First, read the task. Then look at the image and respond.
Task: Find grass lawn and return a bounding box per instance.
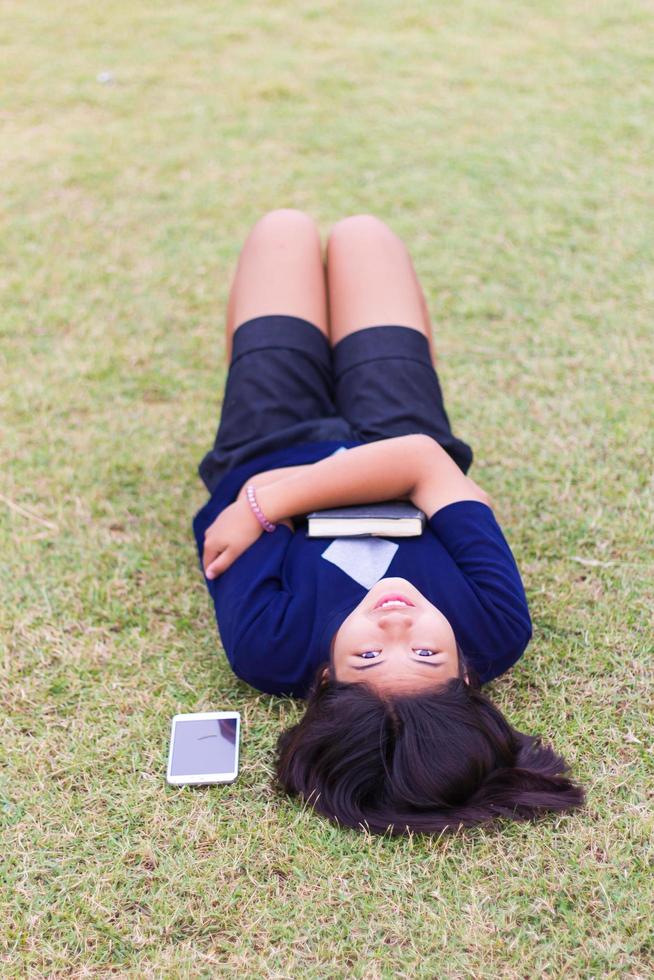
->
[2,0,653,975]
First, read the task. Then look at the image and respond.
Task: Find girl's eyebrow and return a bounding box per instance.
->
[352,659,447,671]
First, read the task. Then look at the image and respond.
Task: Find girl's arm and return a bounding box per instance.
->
[204,435,490,578]
[257,433,490,523]
[236,464,315,500]
[235,465,317,532]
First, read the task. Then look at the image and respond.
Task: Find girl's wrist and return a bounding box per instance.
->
[254,482,286,525]
[237,494,267,534]
[245,483,277,532]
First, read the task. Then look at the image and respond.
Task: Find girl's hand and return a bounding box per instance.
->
[203,499,264,579]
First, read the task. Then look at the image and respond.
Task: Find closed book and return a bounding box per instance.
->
[306,501,426,538]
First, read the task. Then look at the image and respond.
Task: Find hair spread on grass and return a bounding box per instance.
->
[275,665,584,836]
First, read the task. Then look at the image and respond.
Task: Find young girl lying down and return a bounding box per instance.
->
[192,209,584,835]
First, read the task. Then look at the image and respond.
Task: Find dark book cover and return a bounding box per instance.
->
[307,502,424,521]
[306,501,426,538]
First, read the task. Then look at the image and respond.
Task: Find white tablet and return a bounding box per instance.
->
[166,711,240,785]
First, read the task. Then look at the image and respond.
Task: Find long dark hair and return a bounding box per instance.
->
[275,667,584,835]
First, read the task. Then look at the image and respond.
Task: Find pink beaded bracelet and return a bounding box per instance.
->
[245,483,277,533]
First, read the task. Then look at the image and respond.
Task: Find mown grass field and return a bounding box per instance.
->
[2,0,653,975]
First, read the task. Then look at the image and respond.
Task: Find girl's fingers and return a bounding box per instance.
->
[203,535,225,571]
[205,548,232,580]
[202,543,217,572]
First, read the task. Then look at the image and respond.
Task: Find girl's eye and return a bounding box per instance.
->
[415,649,437,657]
[359,650,381,659]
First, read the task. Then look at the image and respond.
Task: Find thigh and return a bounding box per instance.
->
[198,315,354,494]
[221,210,333,432]
[198,210,356,493]
[333,324,474,474]
[226,209,329,361]
[326,214,471,472]
[219,314,337,448]
[326,213,436,361]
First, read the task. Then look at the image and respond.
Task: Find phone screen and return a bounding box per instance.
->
[170,716,238,779]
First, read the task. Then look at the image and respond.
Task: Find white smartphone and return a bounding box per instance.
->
[166,711,240,786]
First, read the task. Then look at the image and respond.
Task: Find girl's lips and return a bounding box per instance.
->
[373,593,416,610]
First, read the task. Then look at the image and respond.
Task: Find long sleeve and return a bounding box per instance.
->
[193,515,316,695]
[428,500,532,680]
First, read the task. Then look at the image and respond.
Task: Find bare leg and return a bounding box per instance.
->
[325,214,437,363]
[225,209,328,362]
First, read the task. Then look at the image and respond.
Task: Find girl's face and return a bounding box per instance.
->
[331,577,461,694]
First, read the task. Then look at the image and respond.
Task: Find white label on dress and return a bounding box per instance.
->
[321,537,399,590]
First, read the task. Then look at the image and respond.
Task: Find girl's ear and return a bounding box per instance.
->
[456,648,470,685]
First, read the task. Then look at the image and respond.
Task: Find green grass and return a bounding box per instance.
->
[2,0,653,974]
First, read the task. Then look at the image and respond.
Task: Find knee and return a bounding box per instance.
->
[327,213,398,248]
[253,208,319,239]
